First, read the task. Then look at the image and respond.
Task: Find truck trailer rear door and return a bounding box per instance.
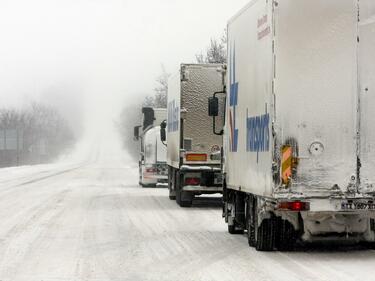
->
[359,1,375,191]
[274,0,358,193]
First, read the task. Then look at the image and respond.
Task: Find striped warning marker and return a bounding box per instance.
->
[282,146,293,185]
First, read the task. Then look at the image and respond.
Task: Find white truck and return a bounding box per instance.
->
[162,64,226,207]
[208,0,375,251]
[134,107,168,187]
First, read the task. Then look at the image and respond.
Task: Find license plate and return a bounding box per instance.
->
[341,201,375,211]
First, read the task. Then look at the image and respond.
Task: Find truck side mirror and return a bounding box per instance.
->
[208,97,219,117]
[160,120,167,142]
[134,126,141,140]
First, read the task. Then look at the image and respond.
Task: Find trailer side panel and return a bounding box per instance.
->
[225,0,274,196]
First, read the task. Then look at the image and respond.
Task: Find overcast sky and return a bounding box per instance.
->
[0,0,248,136]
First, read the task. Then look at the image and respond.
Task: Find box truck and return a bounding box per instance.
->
[208,0,375,251]
[134,107,167,187]
[162,64,226,207]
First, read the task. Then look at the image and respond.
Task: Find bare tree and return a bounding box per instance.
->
[196,29,227,64]
[142,96,155,107]
[153,65,170,108]
[195,52,205,64]
[0,108,22,129]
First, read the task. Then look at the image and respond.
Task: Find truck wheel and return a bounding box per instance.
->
[176,172,193,207]
[180,191,193,208]
[364,242,375,250]
[175,171,183,205]
[247,195,256,247]
[138,162,142,185]
[250,195,276,251]
[176,173,182,205]
[247,219,256,247]
[255,214,277,251]
[228,224,244,235]
[276,218,297,251]
[141,183,156,188]
[176,186,192,207]
[179,198,192,208]
[226,190,244,234]
[168,167,176,200]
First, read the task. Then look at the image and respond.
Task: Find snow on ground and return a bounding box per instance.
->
[0,136,374,281]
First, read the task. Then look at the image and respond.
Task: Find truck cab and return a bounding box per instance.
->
[134,107,167,187]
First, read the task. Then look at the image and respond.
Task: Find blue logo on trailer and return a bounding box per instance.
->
[168,100,179,133]
[246,106,270,162]
[229,44,239,152]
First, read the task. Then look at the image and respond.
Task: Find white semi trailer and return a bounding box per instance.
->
[134,107,168,187]
[208,0,375,251]
[162,64,226,207]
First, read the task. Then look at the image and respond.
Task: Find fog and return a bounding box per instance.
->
[0,0,248,157]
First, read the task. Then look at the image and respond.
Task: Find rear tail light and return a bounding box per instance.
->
[185,177,201,186]
[277,201,310,211]
[145,168,156,173]
[186,153,207,162]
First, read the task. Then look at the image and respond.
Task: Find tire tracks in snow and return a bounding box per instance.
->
[0,189,70,279]
[0,162,90,202]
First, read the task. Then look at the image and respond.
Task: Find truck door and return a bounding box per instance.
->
[274,0,358,193]
[359,1,375,191]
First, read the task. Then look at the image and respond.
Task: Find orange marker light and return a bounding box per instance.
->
[186,154,207,162]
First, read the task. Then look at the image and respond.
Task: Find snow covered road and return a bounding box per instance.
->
[0,143,375,281]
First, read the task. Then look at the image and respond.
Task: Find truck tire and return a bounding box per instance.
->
[182,190,194,207]
[168,167,176,200]
[253,196,277,251]
[176,171,182,205]
[227,191,244,234]
[228,224,243,234]
[247,195,256,247]
[179,197,192,208]
[363,242,375,250]
[255,218,277,251]
[276,218,297,251]
[176,172,192,208]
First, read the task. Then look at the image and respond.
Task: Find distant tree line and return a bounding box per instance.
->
[0,102,75,167]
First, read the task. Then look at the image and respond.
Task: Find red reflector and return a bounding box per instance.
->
[186,153,207,162]
[185,177,200,186]
[277,201,309,211]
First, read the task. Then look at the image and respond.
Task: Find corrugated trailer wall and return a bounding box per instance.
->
[181,64,225,163]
